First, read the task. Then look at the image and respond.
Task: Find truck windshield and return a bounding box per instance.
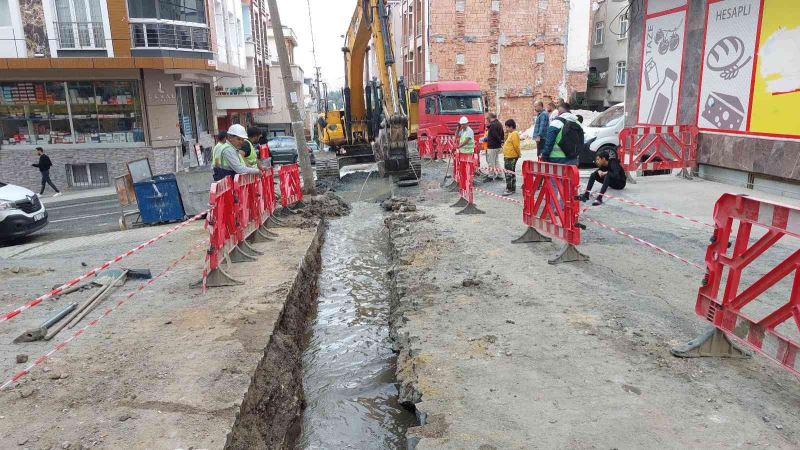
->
[438,93,483,115]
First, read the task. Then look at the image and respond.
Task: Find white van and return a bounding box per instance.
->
[0,182,48,241]
[580,103,624,166]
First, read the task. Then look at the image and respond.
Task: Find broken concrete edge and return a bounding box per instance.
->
[223,219,327,449]
[384,214,427,449]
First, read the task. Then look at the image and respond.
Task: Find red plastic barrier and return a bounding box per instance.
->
[618,124,698,174]
[262,166,277,215]
[205,177,236,274]
[233,173,260,242]
[418,133,434,159]
[521,160,582,245]
[436,135,456,159]
[457,153,476,203]
[695,194,800,376]
[279,163,303,208]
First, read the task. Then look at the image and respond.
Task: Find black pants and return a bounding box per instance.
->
[587,170,625,196]
[504,157,518,192]
[40,170,59,194]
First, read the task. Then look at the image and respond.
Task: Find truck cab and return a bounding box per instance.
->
[416,81,486,139]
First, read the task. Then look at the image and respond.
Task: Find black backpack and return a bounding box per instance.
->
[555,118,584,159]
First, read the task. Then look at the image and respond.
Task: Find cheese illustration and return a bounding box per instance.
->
[701,92,745,131]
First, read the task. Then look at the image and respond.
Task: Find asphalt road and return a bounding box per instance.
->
[1,196,125,247]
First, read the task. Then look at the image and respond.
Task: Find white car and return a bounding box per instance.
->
[0,182,48,241]
[580,103,624,166]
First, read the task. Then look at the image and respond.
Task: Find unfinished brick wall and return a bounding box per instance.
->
[427,0,588,130]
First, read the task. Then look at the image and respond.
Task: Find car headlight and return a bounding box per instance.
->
[0,200,12,210]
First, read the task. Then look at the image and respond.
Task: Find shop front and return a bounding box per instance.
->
[0,69,215,191]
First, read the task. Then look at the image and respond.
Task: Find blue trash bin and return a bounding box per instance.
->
[133,173,186,224]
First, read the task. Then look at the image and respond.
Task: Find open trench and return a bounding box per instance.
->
[225,179,418,449]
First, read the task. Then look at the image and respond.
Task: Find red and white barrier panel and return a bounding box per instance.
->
[1,241,205,391]
[0,211,207,324]
[696,194,800,377]
[279,163,303,208]
[618,124,698,175]
[522,161,583,245]
[203,168,279,291]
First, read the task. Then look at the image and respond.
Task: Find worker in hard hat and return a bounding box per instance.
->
[212,124,261,181]
[456,116,475,154]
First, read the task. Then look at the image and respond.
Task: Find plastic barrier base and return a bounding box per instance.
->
[205,266,244,287]
[676,167,693,180]
[512,227,552,244]
[229,244,258,263]
[446,181,459,191]
[671,327,750,359]
[548,243,590,265]
[451,197,469,208]
[240,239,263,256]
[456,203,485,215]
[258,224,279,238]
[248,230,273,244]
[268,216,285,227]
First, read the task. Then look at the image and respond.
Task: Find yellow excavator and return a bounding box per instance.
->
[315,0,421,181]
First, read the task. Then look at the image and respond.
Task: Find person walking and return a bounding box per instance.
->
[32,147,61,197]
[501,119,521,196]
[483,112,504,181]
[212,124,261,181]
[531,101,550,159]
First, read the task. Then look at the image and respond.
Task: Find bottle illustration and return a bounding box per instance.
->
[647,68,678,125]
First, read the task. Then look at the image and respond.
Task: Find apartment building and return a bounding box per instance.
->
[586,0,629,109]
[397,0,591,125]
[255,25,305,138]
[214,0,272,131]
[0,0,247,191]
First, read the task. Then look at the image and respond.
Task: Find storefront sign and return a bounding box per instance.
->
[144,72,177,106]
[696,0,800,138]
[637,1,688,125]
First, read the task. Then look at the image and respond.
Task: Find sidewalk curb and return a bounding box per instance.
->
[41,193,119,208]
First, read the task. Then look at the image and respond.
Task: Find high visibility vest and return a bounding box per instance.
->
[212,142,225,167]
[244,140,258,167]
[216,142,245,170]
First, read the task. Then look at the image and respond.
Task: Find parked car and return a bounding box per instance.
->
[580,103,624,167]
[268,136,316,165]
[0,182,48,241]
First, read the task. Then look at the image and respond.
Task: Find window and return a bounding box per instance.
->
[619,13,629,39]
[127,0,206,24]
[0,80,144,146]
[438,93,483,115]
[594,21,604,45]
[456,53,464,65]
[424,96,437,114]
[54,0,105,49]
[615,61,627,86]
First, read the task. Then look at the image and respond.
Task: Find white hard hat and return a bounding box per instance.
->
[458,116,469,125]
[227,124,247,138]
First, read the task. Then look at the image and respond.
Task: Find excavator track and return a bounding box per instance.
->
[315,153,340,180]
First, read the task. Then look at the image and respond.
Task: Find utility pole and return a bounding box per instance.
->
[266,0,316,195]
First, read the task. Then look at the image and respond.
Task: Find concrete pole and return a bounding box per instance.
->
[266,0,316,195]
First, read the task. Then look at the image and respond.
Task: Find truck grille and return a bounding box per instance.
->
[15,196,42,214]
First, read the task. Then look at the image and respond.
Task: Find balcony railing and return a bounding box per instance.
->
[130,21,210,51]
[54,21,106,49]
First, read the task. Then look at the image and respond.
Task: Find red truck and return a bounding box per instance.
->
[415,81,486,142]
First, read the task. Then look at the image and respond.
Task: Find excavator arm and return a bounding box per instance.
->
[344,0,403,140]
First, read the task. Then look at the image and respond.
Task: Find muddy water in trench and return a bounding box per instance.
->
[296,202,416,449]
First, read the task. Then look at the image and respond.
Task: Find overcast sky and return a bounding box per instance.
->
[275,0,355,89]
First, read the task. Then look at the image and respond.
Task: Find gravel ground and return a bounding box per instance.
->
[387,158,800,449]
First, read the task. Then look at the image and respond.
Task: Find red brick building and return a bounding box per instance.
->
[397,0,591,127]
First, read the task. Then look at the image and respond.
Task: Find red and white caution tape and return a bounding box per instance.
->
[587,191,714,228]
[582,216,705,271]
[1,240,205,391]
[0,211,207,324]
[473,186,704,271]
[474,187,522,205]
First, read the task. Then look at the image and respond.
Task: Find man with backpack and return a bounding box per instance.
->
[541,103,583,165]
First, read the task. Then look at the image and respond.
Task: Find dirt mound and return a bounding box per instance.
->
[301,192,351,218]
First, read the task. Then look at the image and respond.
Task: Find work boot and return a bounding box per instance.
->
[592,196,604,206]
[578,192,590,202]
[502,190,514,196]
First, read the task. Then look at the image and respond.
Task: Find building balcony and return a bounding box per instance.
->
[54,22,106,50]
[130,20,210,52]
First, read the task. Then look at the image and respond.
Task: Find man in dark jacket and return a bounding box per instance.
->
[483,113,504,181]
[32,147,61,196]
[579,149,626,205]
